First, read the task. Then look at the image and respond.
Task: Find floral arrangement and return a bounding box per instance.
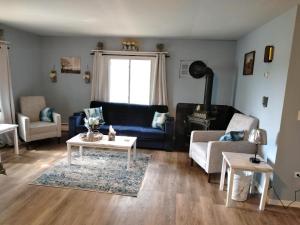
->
[84,117,101,131]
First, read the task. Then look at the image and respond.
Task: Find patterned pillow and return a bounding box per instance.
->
[219,131,245,141]
[39,107,54,122]
[84,107,104,121]
[152,112,169,130]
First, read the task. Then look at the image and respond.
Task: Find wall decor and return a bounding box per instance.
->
[156,43,165,52]
[243,51,255,75]
[121,39,139,51]
[96,41,103,50]
[60,57,81,74]
[264,45,274,63]
[49,66,57,82]
[83,65,91,83]
[179,60,194,78]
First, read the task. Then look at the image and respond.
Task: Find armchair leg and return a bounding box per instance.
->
[208,173,211,183]
[57,137,61,144]
[26,142,30,150]
[190,158,194,167]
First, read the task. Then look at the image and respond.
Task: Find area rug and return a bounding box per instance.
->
[31,149,150,197]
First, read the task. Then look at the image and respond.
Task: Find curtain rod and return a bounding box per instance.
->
[90,50,170,57]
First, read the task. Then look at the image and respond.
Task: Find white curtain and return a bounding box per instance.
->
[0,43,15,145]
[150,53,168,105]
[91,52,109,101]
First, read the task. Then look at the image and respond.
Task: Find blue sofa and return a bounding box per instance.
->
[69,101,174,150]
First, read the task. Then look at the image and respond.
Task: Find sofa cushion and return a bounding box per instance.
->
[30,121,57,135]
[98,125,165,140]
[152,112,169,130]
[90,101,168,127]
[84,107,104,121]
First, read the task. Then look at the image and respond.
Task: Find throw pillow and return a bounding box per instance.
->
[219,131,245,142]
[84,107,104,122]
[152,112,169,130]
[39,107,54,122]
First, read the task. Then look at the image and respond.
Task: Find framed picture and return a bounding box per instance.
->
[243,51,255,75]
[179,60,193,78]
[61,57,81,74]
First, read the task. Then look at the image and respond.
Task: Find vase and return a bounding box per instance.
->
[86,128,94,142]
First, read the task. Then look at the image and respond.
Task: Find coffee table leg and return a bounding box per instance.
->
[67,143,71,166]
[226,168,235,207]
[14,127,19,155]
[127,147,131,170]
[133,141,137,161]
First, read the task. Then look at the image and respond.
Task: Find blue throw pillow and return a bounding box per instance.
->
[84,107,104,122]
[39,107,54,122]
[219,131,245,141]
[152,112,169,130]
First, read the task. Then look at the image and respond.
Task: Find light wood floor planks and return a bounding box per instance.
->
[0,139,300,225]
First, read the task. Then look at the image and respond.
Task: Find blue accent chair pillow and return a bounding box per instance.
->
[84,107,104,121]
[39,107,54,122]
[219,131,245,141]
[152,112,169,130]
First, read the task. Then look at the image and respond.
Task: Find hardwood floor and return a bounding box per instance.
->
[0,139,299,225]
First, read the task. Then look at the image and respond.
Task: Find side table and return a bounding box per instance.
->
[0,124,19,162]
[219,152,273,211]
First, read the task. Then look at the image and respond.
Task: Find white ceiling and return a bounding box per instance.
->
[0,0,298,40]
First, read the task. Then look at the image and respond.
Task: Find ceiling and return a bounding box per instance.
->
[0,0,298,40]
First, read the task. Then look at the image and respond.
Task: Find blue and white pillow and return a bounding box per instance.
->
[39,107,54,122]
[84,107,104,121]
[152,112,169,130]
[219,131,245,141]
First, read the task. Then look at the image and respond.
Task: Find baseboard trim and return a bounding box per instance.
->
[268,199,300,208]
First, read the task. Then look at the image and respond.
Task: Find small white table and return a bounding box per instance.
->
[66,134,137,170]
[219,152,273,211]
[0,124,19,162]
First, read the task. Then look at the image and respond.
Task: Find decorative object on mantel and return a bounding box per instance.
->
[156,43,165,52]
[49,66,57,82]
[243,51,255,75]
[83,65,91,83]
[248,128,267,163]
[264,45,274,63]
[189,60,214,115]
[61,57,81,74]
[121,39,139,51]
[96,41,103,50]
[108,125,116,141]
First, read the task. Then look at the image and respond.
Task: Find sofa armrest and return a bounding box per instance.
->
[69,113,84,138]
[53,112,62,137]
[206,140,257,173]
[190,130,225,143]
[18,113,30,142]
[165,116,174,138]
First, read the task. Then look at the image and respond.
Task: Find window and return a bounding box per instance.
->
[108,56,154,105]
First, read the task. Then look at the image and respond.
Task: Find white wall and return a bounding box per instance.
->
[275,6,300,201]
[40,37,236,122]
[235,6,298,201]
[234,7,297,164]
[0,24,42,112]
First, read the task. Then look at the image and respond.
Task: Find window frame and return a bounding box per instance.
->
[106,55,156,105]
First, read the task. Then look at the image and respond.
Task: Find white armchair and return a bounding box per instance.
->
[18,96,61,145]
[189,113,258,182]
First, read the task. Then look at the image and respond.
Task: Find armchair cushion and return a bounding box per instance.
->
[20,96,46,122]
[39,107,54,122]
[30,121,58,135]
[219,131,245,141]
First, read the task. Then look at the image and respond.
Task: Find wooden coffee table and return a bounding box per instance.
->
[66,134,137,169]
